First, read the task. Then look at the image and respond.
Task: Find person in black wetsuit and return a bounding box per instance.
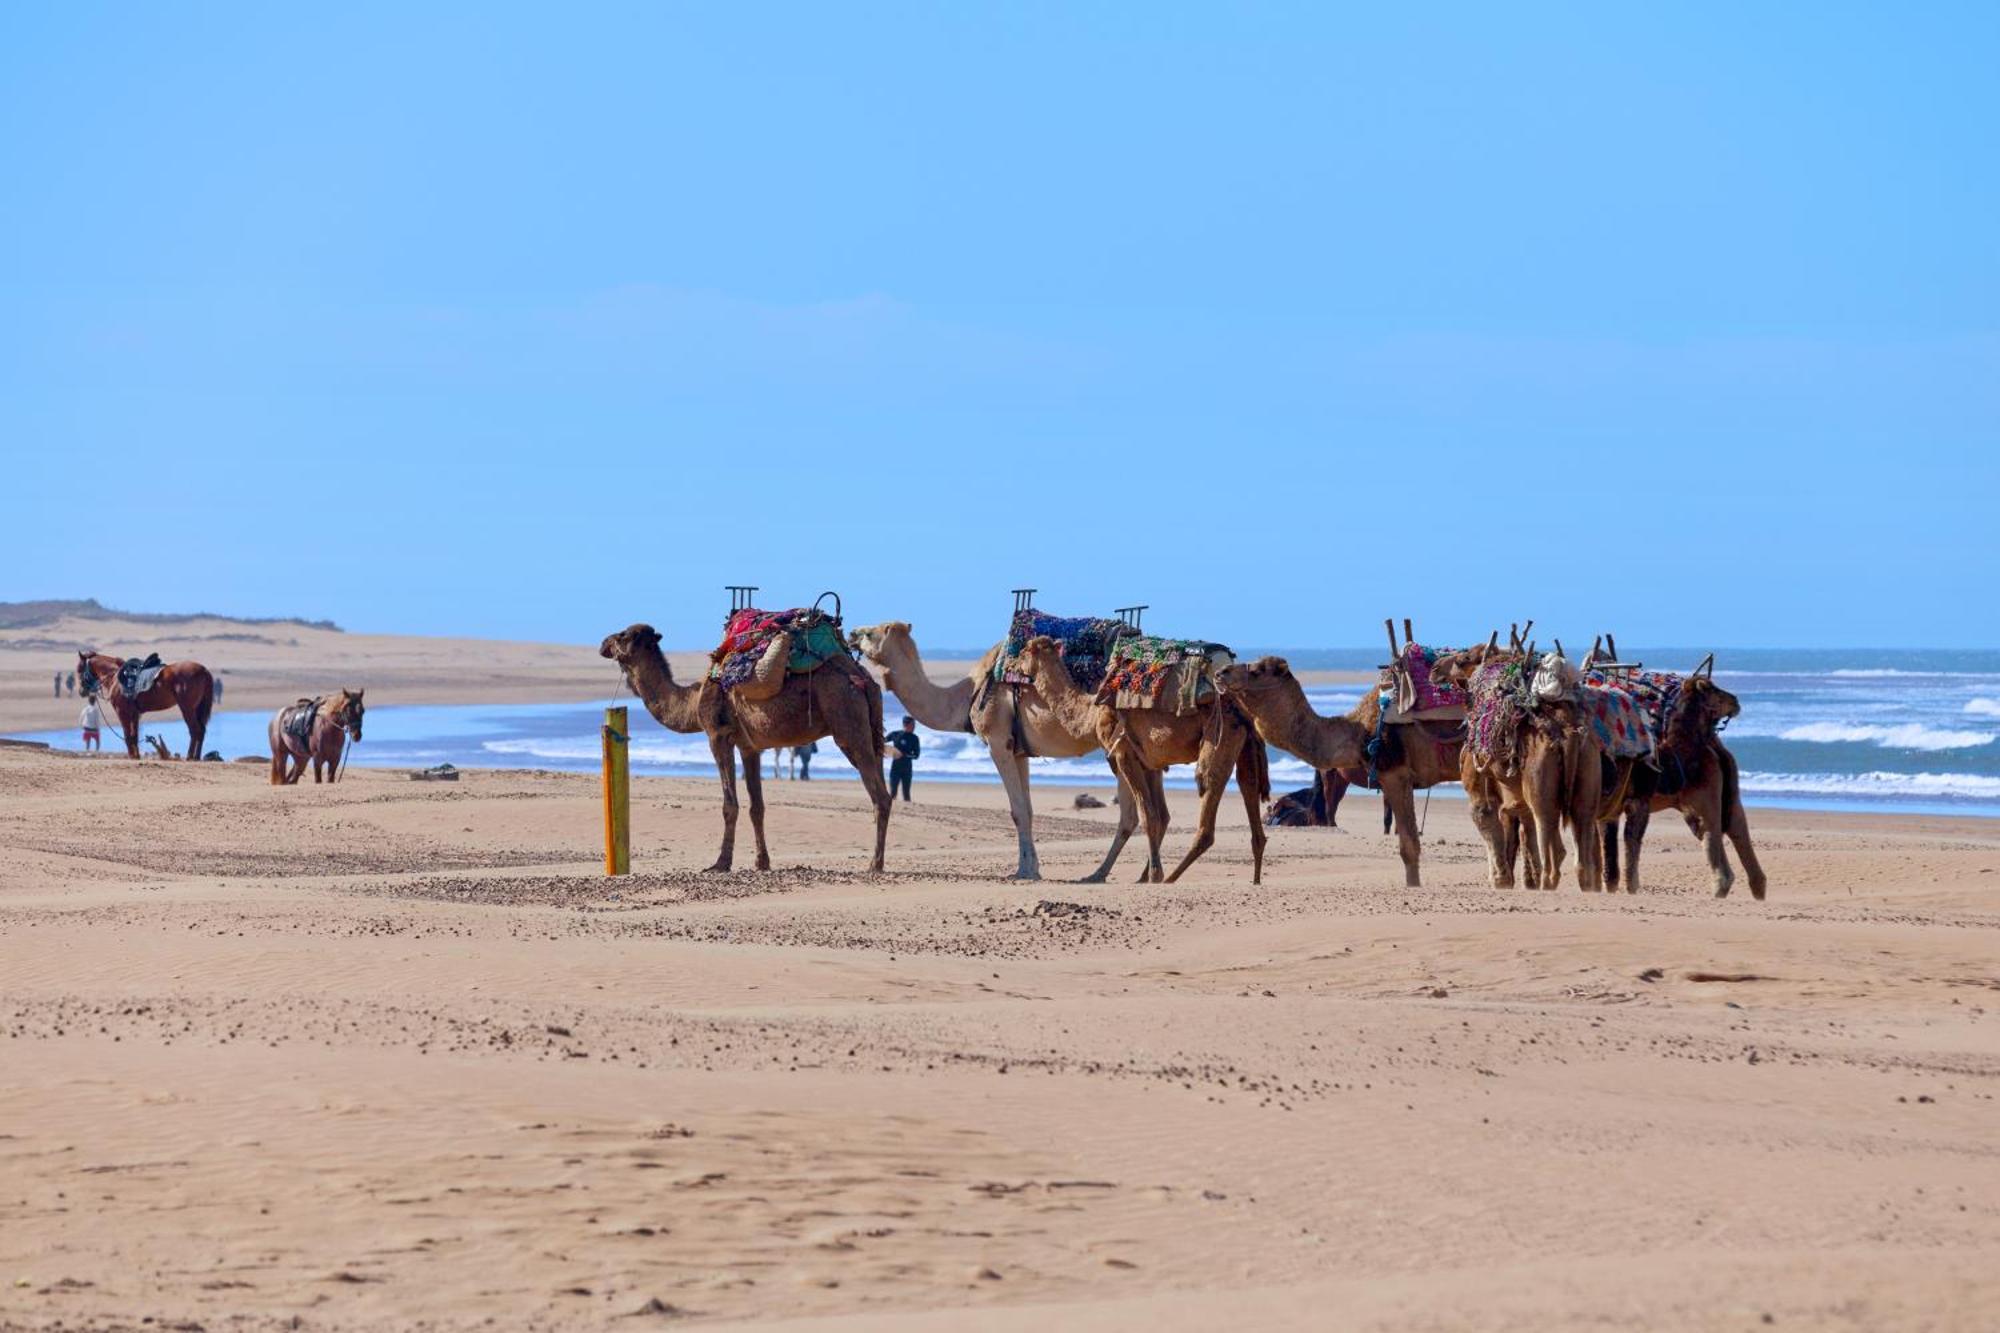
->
[885,716,920,801]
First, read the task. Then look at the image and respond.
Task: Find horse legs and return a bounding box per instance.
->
[706,733,740,872]
[180,693,207,761]
[121,706,141,759]
[827,725,892,873]
[1078,767,1139,884]
[1379,771,1423,887]
[740,746,772,870]
[312,753,325,783]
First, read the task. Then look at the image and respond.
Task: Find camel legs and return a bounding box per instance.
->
[825,725,892,873]
[740,746,772,870]
[1685,789,1736,898]
[1109,748,1169,884]
[1164,727,1247,885]
[1234,740,1267,885]
[994,748,1042,880]
[1378,771,1423,887]
[1568,750,1606,892]
[1077,770,1140,884]
[706,733,740,872]
[1464,769,1513,888]
[1717,749,1767,900]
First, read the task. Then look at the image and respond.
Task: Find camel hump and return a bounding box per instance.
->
[732,633,792,701]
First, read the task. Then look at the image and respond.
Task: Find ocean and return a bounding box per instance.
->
[12,648,1999,817]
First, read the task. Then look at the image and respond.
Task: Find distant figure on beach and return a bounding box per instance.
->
[795,741,817,780]
[79,697,103,752]
[54,669,62,698]
[885,717,920,802]
[65,671,76,696]
[213,675,224,706]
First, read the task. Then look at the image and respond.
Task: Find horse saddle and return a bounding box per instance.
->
[283,698,320,744]
[118,654,166,697]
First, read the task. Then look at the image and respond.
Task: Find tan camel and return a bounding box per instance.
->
[1013,636,1268,884]
[1212,656,1536,886]
[599,624,892,872]
[1600,673,1766,898]
[847,621,1138,881]
[1431,647,1612,891]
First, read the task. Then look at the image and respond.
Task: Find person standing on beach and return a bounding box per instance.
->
[885,717,920,802]
[65,671,76,697]
[213,675,224,706]
[79,696,103,752]
[54,669,62,698]
[794,741,817,780]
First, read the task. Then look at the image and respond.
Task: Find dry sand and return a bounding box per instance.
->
[2,729,1997,1331]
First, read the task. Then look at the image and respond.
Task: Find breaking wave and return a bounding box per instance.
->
[1777,722,1993,751]
[1739,771,2000,800]
[1965,698,2000,718]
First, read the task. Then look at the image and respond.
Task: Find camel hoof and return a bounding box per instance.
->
[1750,883,1767,901]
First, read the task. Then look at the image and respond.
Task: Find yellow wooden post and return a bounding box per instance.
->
[602,706,630,875]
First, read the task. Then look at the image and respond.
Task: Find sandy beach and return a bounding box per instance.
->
[3,692,1998,1329]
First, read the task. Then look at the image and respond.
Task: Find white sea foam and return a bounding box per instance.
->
[1777,722,1993,751]
[1965,698,2000,718]
[1739,771,2000,800]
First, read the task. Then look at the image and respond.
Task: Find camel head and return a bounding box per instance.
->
[1013,635,1066,688]
[332,688,365,741]
[599,623,664,667]
[1428,640,1514,690]
[1214,656,1297,702]
[1679,675,1741,732]
[847,621,911,665]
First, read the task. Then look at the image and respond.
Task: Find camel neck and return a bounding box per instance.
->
[627,647,705,734]
[878,636,976,733]
[1254,684,1368,771]
[1026,658,1102,738]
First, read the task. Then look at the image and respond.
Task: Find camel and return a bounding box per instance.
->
[1212,655,1538,886]
[77,651,214,760]
[1012,635,1268,884]
[268,689,365,785]
[599,623,892,872]
[1596,671,1766,899]
[1431,646,1620,892]
[847,621,1139,881]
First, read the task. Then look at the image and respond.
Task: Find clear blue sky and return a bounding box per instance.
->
[4,4,1995,648]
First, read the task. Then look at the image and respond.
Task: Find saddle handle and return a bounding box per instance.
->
[813,590,843,624]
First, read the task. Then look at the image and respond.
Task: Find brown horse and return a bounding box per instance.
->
[268,690,365,785]
[77,651,215,760]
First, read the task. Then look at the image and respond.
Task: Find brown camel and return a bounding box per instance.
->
[77,651,215,760]
[268,689,365,785]
[600,624,892,872]
[847,621,1139,881]
[1599,673,1766,899]
[1012,635,1268,884]
[1431,647,1617,892]
[1214,656,1539,886]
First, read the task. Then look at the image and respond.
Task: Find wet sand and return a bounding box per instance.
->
[2,743,1997,1330]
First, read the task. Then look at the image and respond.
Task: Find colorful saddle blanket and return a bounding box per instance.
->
[1096,635,1235,714]
[1579,669,1683,762]
[996,609,1133,692]
[1464,658,1536,771]
[1378,642,1467,722]
[709,607,851,690]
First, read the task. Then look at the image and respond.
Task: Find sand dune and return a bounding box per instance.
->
[2,743,1997,1330]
